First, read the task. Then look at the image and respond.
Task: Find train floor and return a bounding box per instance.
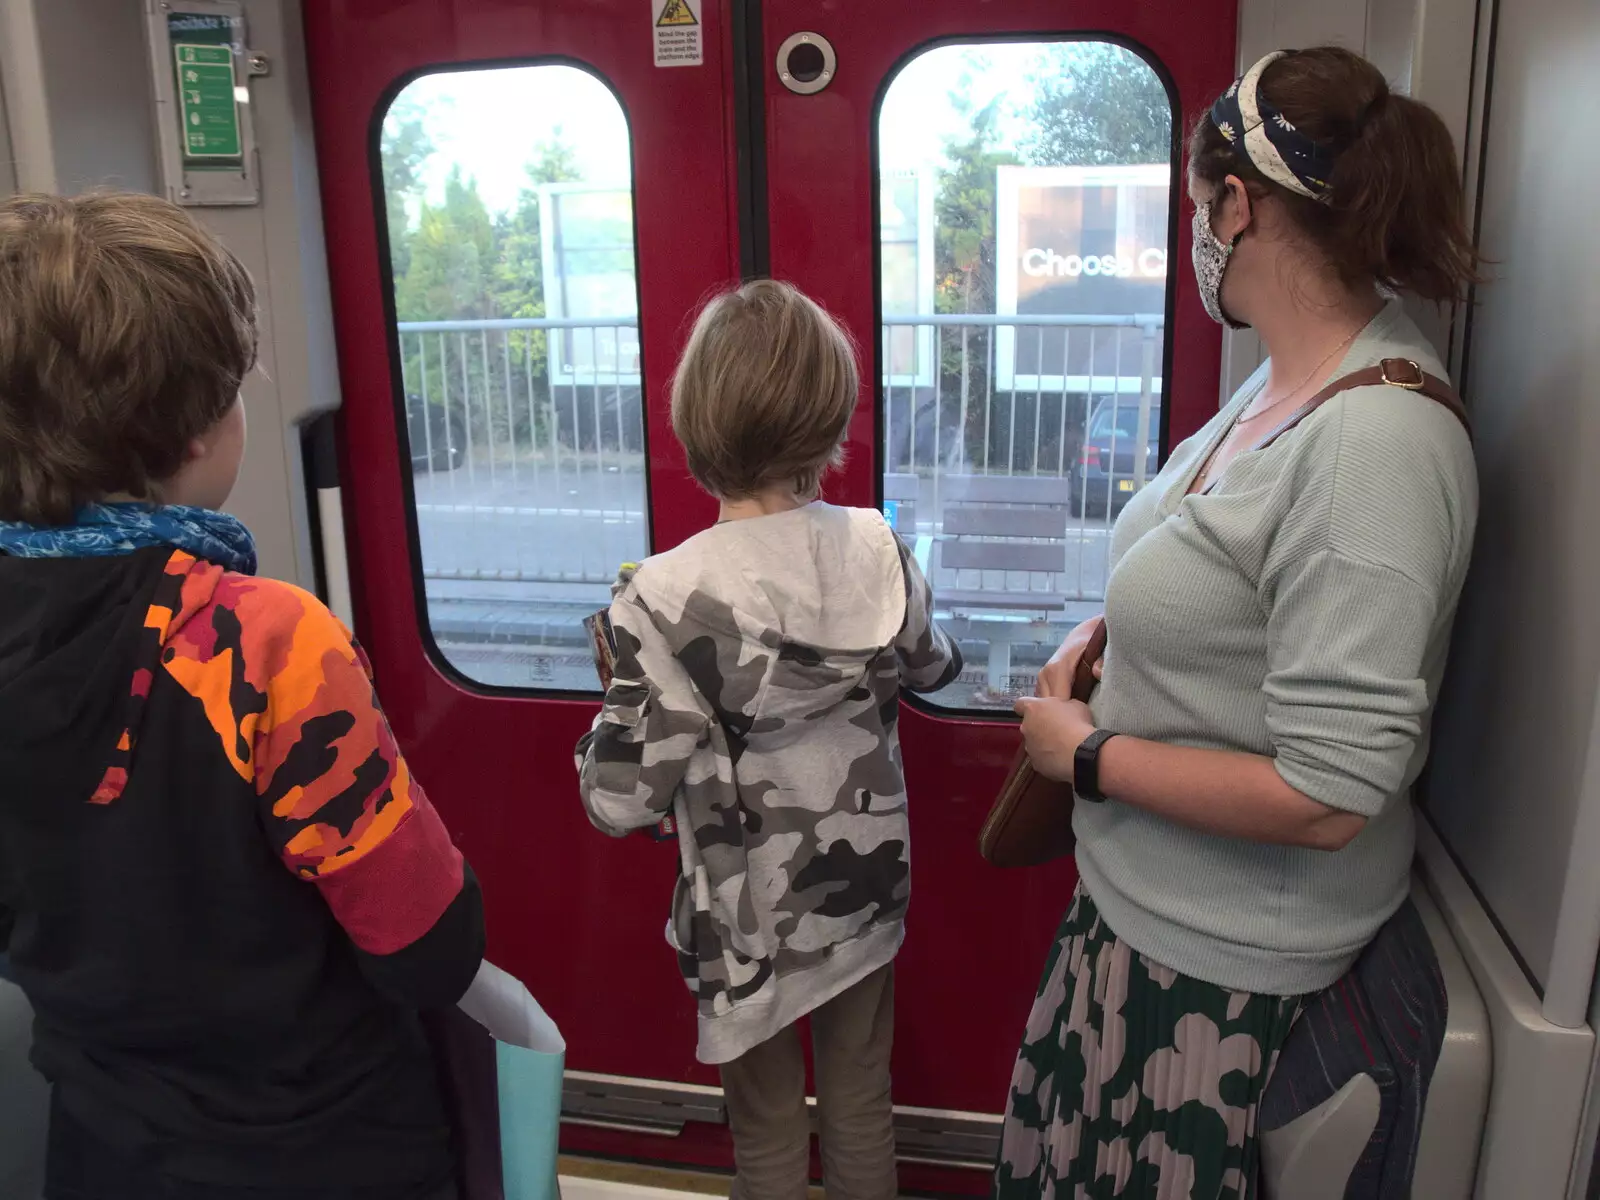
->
[558,1155,825,1199]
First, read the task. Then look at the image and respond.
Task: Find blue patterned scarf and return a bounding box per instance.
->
[1210,51,1341,203]
[0,502,257,575]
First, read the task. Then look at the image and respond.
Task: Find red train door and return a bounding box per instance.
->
[755,1,1235,1188]
[305,0,1232,1191]
[301,0,738,1157]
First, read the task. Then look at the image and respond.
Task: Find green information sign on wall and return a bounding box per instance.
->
[174,43,241,159]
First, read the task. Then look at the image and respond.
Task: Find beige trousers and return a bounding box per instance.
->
[719,964,897,1200]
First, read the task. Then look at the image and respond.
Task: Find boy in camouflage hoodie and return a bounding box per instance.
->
[576,280,959,1200]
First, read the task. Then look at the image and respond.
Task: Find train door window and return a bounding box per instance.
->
[378,65,644,691]
[876,41,1174,711]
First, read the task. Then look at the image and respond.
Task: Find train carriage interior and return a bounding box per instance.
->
[0,0,1597,1196]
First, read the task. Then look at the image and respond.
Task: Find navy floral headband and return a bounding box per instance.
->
[1209,51,1340,202]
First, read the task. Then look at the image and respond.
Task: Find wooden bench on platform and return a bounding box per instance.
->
[914,474,1071,695]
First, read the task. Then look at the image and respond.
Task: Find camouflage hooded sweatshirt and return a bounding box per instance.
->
[576,502,960,1064]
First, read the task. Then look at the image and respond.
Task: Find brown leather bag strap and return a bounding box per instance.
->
[1203,357,1471,495]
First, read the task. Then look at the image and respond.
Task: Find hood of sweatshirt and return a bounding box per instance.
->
[0,547,188,808]
[626,502,908,724]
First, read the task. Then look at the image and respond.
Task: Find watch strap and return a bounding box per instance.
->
[1075,729,1119,802]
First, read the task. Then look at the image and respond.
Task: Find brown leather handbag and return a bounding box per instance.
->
[977,358,1470,869]
[978,618,1105,868]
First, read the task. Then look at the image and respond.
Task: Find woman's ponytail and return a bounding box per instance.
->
[1325,87,1479,302]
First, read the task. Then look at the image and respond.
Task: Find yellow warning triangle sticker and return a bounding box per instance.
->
[657,0,697,26]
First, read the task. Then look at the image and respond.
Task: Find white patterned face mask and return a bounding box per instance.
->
[1191,202,1248,329]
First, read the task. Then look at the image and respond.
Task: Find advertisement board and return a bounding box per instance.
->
[995,164,1170,393]
[539,184,643,386]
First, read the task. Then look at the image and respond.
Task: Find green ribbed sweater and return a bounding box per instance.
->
[1077,302,1478,995]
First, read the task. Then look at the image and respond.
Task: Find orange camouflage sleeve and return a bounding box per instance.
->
[160,568,483,1002]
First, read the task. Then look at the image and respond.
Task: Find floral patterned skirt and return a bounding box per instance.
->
[994,886,1306,1200]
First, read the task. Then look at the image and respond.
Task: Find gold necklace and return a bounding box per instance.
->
[1193,323,1364,491]
[1239,324,1365,424]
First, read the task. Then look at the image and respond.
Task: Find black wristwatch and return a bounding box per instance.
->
[1074,729,1120,803]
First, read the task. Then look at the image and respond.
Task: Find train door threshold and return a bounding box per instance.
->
[562,1070,1001,1170]
[559,1156,809,1199]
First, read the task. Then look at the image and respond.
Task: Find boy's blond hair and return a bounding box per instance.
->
[0,191,258,525]
[670,279,858,500]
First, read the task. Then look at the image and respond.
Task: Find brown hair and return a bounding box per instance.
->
[1189,47,1479,302]
[670,279,859,499]
[0,191,258,524]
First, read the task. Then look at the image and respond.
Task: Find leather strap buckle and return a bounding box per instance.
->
[1380,358,1426,390]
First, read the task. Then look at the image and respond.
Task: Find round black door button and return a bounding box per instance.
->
[786,42,826,84]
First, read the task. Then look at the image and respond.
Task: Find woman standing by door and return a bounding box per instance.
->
[994,47,1480,1199]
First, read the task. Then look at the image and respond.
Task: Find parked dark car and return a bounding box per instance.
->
[405,392,466,473]
[1068,399,1162,518]
[552,384,645,455]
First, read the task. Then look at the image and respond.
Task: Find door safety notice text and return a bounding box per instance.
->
[652,0,702,67]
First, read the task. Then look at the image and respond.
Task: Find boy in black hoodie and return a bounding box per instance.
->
[0,192,484,1199]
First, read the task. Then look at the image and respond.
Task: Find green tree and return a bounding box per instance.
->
[935,98,1019,319]
[395,166,496,322]
[1021,43,1172,168]
[387,137,585,325]
[931,96,1019,470]
[380,97,433,278]
[490,138,583,323]
[388,139,588,462]
[526,137,580,187]
[393,168,499,455]
[485,139,586,450]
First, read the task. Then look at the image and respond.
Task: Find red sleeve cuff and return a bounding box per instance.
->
[310,781,466,955]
